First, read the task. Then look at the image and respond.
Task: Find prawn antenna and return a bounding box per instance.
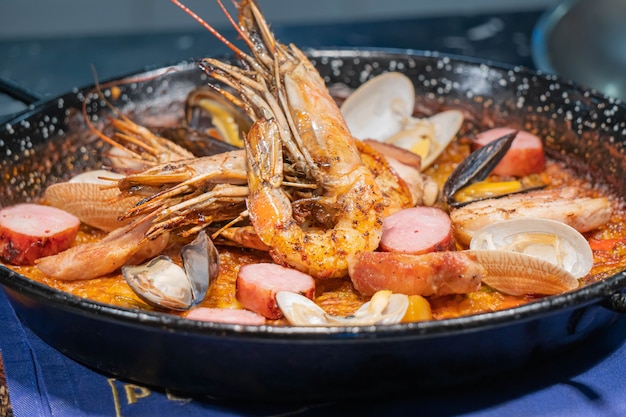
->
[170,0,249,60]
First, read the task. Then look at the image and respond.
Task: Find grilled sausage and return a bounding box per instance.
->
[380,207,454,254]
[348,251,483,297]
[473,128,545,177]
[0,203,80,265]
[236,263,316,319]
[186,307,267,325]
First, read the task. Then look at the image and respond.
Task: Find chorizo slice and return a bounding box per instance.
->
[236,263,316,319]
[380,207,454,254]
[473,128,545,177]
[348,251,483,297]
[0,203,80,265]
[186,307,266,325]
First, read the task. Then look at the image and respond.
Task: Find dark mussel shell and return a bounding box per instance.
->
[155,125,239,156]
[442,130,517,207]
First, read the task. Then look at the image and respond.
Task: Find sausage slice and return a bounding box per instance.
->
[0,203,80,265]
[236,263,316,319]
[473,128,545,177]
[380,207,454,254]
[186,307,266,325]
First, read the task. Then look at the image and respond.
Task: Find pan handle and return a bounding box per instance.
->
[0,76,42,105]
[0,76,43,122]
[602,292,626,313]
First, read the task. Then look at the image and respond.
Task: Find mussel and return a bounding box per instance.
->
[184,86,252,148]
[122,230,219,310]
[467,218,592,296]
[339,72,463,170]
[276,290,409,326]
[442,131,546,207]
[155,126,239,157]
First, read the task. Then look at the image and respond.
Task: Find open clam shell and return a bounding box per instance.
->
[44,170,140,231]
[276,290,409,326]
[469,218,593,278]
[122,231,218,310]
[340,72,462,170]
[468,249,579,296]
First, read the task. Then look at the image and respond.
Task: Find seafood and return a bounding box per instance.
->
[44,170,140,232]
[472,128,545,177]
[468,250,579,296]
[184,85,252,148]
[356,140,427,214]
[443,131,517,207]
[450,187,613,246]
[245,119,383,279]
[35,217,170,281]
[277,290,409,326]
[122,231,218,310]
[93,111,196,172]
[469,218,593,279]
[0,1,621,327]
[442,130,547,208]
[117,139,417,236]
[340,72,463,170]
[169,0,385,278]
[464,218,593,295]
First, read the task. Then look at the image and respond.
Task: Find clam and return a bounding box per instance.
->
[469,218,593,278]
[44,170,140,231]
[442,132,546,207]
[466,218,592,296]
[468,250,579,296]
[276,290,409,326]
[122,230,218,310]
[340,72,463,170]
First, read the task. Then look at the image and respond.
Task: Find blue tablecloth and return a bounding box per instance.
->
[1,286,626,417]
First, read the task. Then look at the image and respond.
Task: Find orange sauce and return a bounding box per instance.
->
[4,135,626,323]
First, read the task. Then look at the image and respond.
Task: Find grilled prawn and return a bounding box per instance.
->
[171,0,385,278]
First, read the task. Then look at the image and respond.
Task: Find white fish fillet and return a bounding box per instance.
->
[450,187,612,246]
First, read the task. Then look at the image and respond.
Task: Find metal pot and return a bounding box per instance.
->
[532,0,626,101]
[0,49,625,402]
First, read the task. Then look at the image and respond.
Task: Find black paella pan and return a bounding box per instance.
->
[0,49,626,402]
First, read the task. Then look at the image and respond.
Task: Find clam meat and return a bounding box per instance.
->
[339,72,463,170]
[465,218,592,296]
[122,230,219,310]
[276,290,409,326]
[469,218,593,279]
